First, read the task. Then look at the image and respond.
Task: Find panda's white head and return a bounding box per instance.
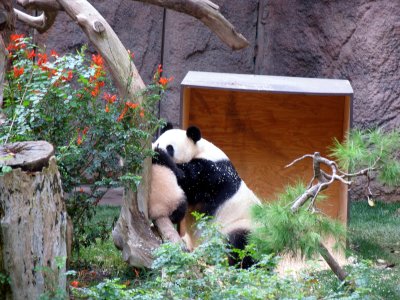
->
[153,125,227,163]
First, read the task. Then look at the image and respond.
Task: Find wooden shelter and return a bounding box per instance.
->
[180,71,353,223]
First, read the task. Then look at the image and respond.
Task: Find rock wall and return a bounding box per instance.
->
[18,0,399,201]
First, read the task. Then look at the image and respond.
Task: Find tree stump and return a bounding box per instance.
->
[0,141,67,300]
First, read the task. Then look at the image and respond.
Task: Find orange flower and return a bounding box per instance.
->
[126,101,139,109]
[140,108,145,118]
[70,280,79,288]
[50,50,59,58]
[159,76,174,87]
[92,54,103,66]
[37,53,48,66]
[103,92,117,103]
[27,49,35,60]
[13,66,24,78]
[117,106,129,121]
[98,81,105,87]
[105,104,110,113]
[134,268,140,278]
[77,134,82,145]
[91,86,100,97]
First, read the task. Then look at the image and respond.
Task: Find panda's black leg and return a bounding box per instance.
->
[227,229,255,269]
[169,201,188,224]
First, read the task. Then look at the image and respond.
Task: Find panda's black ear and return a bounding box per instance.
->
[161,122,173,134]
[186,126,201,144]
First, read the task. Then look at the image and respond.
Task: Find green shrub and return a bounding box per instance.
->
[1,34,167,254]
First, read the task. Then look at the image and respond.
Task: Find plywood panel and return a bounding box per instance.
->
[182,88,349,220]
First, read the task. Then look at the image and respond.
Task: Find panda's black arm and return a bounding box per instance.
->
[153,148,185,179]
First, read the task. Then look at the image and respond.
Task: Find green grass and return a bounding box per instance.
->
[348,201,400,299]
[69,206,135,282]
[349,201,400,265]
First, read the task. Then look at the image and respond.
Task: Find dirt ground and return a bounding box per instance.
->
[98,187,123,206]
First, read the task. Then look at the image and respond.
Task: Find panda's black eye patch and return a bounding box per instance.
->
[166,145,174,157]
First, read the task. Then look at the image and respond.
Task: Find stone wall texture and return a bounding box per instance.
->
[21,0,399,201]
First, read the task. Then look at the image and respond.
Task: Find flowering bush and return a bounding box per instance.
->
[1,34,171,253]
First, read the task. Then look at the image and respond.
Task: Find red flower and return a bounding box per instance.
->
[48,69,57,78]
[140,108,145,118]
[60,70,73,82]
[127,49,135,60]
[82,127,89,135]
[50,50,59,58]
[37,53,48,66]
[68,70,73,80]
[27,49,35,60]
[10,34,25,42]
[6,34,26,52]
[13,66,24,78]
[70,280,79,288]
[92,54,103,66]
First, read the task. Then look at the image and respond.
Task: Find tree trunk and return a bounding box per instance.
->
[0,141,67,300]
[112,157,162,267]
[0,35,6,109]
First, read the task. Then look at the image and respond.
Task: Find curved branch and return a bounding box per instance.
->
[16,0,62,11]
[14,9,57,33]
[133,0,249,50]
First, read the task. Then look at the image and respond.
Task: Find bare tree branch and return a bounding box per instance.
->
[14,9,57,33]
[133,0,249,50]
[17,0,62,11]
[289,152,362,213]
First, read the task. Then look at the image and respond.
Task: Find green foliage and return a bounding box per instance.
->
[72,215,306,299]
[331,128,400,186]
[71,212,379,299]
[1,35,166,253]
[250,183,346,260]
[70,206,128,276]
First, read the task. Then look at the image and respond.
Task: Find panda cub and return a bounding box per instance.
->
[149,147,187,225]
[153,125,261,267]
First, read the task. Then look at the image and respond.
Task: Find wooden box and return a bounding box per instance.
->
[180,71,353,223]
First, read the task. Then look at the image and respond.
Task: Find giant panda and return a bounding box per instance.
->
[152,125,261,268]
[149,147,187,226]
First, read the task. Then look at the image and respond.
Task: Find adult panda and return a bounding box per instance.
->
[152,125,261,268]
